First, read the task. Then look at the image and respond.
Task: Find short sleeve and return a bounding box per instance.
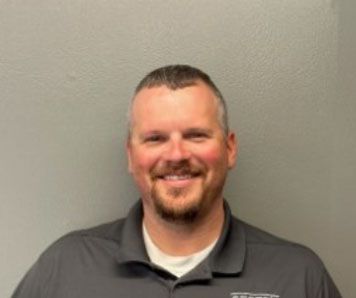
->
[11,257,46,298]
[315,268,342,298]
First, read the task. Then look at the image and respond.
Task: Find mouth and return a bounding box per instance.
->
[155,172,201,187]
[161,174,196,180]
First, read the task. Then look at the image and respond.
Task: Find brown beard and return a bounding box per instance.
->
[151,160,204,180]
[152,185,201,224]
[148,156,228,225]
[149,160,205,223]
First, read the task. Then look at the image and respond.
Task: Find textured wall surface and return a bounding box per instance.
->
[1,0,354,297]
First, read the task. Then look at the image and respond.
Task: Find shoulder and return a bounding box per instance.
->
[38,218,126,265]
[12,218,128,297]
[220,217,342,297]
[235,218,326,273]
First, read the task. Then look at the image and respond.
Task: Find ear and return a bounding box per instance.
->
[226,132,238,169]
[126,139,133,174]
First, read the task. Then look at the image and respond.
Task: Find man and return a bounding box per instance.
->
[12,65,341,297]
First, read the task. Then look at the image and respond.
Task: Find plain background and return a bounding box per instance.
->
[1,0,355,297]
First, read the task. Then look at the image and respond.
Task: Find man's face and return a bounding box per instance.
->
[127,81,237,223]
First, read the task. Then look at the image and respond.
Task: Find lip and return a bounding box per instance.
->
[157,174,200,188]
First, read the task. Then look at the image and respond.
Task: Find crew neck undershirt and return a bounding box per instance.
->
[142,223,217,278]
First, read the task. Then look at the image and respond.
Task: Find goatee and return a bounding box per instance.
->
[151,186,201,224]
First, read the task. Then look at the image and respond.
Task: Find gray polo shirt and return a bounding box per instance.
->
[12,201,341,298]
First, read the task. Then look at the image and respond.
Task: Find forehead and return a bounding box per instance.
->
[131,82,219,124]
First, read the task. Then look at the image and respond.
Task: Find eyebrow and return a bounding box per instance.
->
[183,127,213,136]
[138,127,214,140]
[138,130,164,139]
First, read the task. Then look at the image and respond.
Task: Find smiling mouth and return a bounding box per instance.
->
[152,161,204,186]
[160,177,198,190]
[154,172,201,188]
[162,174,196,180]
[157,171,201,180]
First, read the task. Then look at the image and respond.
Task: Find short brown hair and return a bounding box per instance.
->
[129,64,229,137]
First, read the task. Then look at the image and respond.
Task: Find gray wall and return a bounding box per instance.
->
[1,1,354,297]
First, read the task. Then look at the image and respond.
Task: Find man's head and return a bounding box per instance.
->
[128,64,229,138]
[126,65,237,224]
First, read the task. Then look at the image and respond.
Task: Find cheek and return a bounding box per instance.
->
[194,145,227,167]
[131,149,161,174]
[129,150,159,196]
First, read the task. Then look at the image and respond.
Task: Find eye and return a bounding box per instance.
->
[185,131,210,142]
[144,134,167,143]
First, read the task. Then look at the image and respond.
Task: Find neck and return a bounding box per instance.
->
[143,199,225,256]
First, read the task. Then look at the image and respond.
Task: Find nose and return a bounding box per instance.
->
[164,137,191,162]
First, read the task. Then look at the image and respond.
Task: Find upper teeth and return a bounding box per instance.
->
[164,175,192,180]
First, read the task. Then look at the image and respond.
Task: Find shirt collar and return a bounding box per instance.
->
[208,201,246,275]
[115,200,246,276]
[115,201,150,264]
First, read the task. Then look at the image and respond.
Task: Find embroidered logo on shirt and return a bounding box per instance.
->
[230,292,280,298]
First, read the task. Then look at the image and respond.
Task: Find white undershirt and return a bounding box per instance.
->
[142,224,217,277]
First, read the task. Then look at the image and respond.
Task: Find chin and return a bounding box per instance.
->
[154,200,201,224]
[152,189,204,224]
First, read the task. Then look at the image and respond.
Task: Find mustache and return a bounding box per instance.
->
[151,160,205,178]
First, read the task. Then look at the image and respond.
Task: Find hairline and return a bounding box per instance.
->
[126,80,229,142]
